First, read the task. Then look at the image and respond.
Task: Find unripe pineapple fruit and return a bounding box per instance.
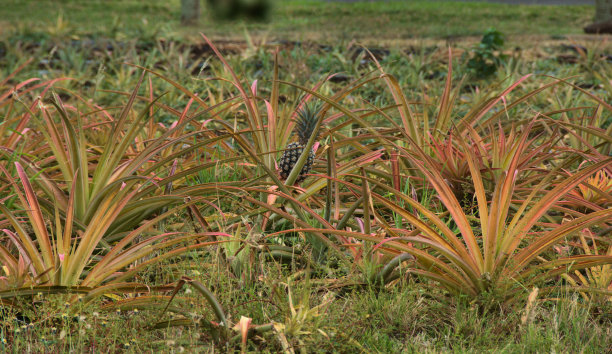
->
[279,142,314,182]
[279,104,321,182]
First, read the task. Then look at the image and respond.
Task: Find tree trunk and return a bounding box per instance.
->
[585,0,612,33]
[181,0,200,25]
[594,0,612,23]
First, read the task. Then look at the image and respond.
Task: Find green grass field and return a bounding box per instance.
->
[0,0,597,43]
[0,0,611,352]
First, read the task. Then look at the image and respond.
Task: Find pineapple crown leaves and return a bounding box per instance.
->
[294,103,324,145]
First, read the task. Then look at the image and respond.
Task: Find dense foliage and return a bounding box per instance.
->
[0,13,610,350]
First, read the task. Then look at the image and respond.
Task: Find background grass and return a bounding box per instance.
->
[0,0,596,44]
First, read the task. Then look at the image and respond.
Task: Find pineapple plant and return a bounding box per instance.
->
[278,104,322,183]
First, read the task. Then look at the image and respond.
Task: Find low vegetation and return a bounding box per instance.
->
[0,1,611,352]
[0,0,596,42]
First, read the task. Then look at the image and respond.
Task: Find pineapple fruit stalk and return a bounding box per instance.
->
[279,104,322,183]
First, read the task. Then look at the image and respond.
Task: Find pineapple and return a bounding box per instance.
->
[278,104,321,182]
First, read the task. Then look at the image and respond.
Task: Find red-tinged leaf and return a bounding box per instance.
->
[171,95,195,138]
[131,63,214,110]
[0,58,33,87]
[14,163,54,271]
[503,158,612,257]
[200,34,264,151]
[372,237,403,252]
[0,204,46,278]
[398,143,483,271]
[460,74,532,131]
[0,78,40,102]
[433,47,456,140]
[236,316,252,350]
[109,239,224,285]
[454,131,494,270]
[509,209,612,273]
[0,285,92,299]
[264,99,276,168]
[84,197,228,283]
[64,183,143,284]
[1,230,31,277]
[365,51,420,147]
[406,268,475,296]
[544,75,612,111]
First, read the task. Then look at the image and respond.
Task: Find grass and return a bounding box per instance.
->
[2,266,610,352]
[0,0,597,44]
[0,1,611,352]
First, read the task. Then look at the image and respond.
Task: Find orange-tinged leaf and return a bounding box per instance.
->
[15,163,54,272]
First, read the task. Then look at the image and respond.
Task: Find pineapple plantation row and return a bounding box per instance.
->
[0,32,611,351]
